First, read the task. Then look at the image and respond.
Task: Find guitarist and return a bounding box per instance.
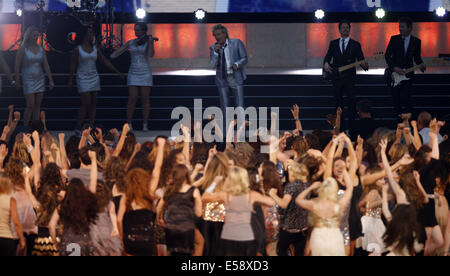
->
[324,20,368,131]
[385,17,426,119]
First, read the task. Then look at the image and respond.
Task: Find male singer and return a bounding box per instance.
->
[210,24,248,125]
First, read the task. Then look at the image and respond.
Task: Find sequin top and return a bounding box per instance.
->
[203,202,226,222]
[365,207,382,219]
[312,203,341,229]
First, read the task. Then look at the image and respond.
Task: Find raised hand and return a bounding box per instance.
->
[122,123,130,134]
[88,150,96,160]
[398,154,414,166]
[0,144,8,160]
[357,135,364,146]
[14,111,20,121]
[155,137,166,147]
[82,127,92,138]
[291,104,299,119]
[379,138,388,152]
[336,107,343,117]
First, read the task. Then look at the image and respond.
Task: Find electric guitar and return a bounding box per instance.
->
[323,52,384,81]
[385,55,450,87]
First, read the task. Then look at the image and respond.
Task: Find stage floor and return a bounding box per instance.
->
[151,66,450,76]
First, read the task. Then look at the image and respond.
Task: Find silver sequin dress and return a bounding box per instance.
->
[22,47,45,94]
[76,45,101,93]
[127,39,153,87]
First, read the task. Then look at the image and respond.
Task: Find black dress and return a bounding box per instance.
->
[418,159,439,228]
[349,175,363,241]
[251,203,266,255]
[164,187,196,256]
[123,209,157,256]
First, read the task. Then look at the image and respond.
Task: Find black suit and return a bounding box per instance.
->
[324,38,366,129]
[385,34,423,116]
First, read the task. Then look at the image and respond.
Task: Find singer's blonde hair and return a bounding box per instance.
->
[212,24,229,38]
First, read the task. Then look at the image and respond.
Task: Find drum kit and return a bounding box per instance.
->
[12,0,122,53]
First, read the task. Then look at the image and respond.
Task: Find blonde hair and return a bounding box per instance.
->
[318,177,338,202]
[0,175,12,195]
[288,162,308,183]
[22,26,39,48]
[224,167,249,196]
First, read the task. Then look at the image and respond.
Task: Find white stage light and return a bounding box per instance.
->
[315,9,325,20]
[375,8,385,19]
[436,7,446,17]
[16,9,22,17]
[195,9,206,20]
[136,8,146,20]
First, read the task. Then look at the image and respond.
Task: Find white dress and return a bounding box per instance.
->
[309,204,346,256]
[76,45,101,93]
[127,39,153,87]
[361,207,386,255]
[22,47,45,95]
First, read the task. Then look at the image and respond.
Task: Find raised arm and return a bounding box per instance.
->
[333,107,342,135]
[251,190,275,207]
[181,124,191,168]
[413,170,429,204]
[269,188,292,209]
[291,104,303,132]
[88,150,98,194]
[110,40,131,59]
[381,183,392,222]
[295,181,321,211]
[410,120,422,150]
[58,133,70,170]
[356,135,364,168]
[78,127,91,150]
[112,123,130,157]
[338,170,354,210]
[380,138,407,204]
[343,134,358,179]
[324,135,340,179]
[428,119,442,160]
[149,137,166,197]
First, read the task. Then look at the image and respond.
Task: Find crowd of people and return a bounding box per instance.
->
[0,100,449,257]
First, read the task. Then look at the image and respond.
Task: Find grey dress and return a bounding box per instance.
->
[127,39,153,87]
[22,47,45,94]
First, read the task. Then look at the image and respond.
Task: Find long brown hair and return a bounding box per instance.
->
[124,168,153,211]
[103,157,126,193]
[199,152,229,192]
[37,163,64,226]
[383,204,421,256]
[261,161,282,197]
[163,164,191,210]
[5,158,25,189]
[59,178,99,235]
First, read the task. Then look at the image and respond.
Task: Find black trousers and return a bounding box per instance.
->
[333,76,356,130]
[0,238,18,256]
[276,229,307,256]
[390,79,413,118]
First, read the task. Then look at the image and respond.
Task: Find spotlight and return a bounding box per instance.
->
[16,8,22,17]
[195,8,206,20]
[315,9,325,20]
[136,8,146,20]
[375,8,385,19]
[436,6,446,17]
